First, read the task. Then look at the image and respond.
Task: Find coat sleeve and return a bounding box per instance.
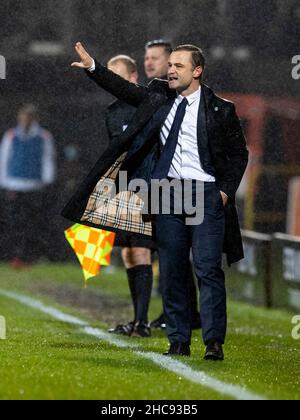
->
[0,130,13,186]
[85,60,148,107]
[219,103,249,199]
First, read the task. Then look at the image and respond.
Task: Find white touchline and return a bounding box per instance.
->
[0,289,266,401]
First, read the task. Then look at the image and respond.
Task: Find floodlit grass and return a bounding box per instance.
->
[0,263,299,400]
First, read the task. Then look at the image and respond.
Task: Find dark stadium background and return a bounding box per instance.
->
[0,0,299,261]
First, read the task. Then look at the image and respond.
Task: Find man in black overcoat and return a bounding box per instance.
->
[63,42,248,360]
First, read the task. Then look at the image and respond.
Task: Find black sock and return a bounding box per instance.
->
[127,265,153,324]
[126,267,138,322]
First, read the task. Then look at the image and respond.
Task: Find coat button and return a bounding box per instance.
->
[214,106,219,111]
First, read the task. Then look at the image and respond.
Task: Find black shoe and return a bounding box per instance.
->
[108,321,134,336]
[150,313,166,329]
[131,321,151,338]
[163,342,191,357]
[204,340,224,361]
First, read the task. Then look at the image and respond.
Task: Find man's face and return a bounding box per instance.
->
[144,46,169,79]
[108,61,132,82]
[167,50,202,92]
[17,112,35,130]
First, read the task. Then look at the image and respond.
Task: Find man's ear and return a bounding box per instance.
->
[193,66,203,79]
[130,71,139,83]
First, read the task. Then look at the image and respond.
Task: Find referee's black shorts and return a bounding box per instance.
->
[114,231,156,250]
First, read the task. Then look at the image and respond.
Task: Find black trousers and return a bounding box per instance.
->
[155,181,226,345]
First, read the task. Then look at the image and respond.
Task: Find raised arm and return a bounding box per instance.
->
[71,42,148,107]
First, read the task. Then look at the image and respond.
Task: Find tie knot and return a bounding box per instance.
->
[180,97,188,107]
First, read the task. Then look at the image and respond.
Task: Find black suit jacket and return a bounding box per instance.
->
[105,99,136,142]
[62,61,249,265]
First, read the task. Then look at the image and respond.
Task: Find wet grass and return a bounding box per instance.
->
[0,263,299,400]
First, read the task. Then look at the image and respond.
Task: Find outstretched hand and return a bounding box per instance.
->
[71,42,93,69]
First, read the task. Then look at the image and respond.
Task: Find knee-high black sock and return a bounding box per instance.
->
[126,267,138,322]
[128,265,153,324]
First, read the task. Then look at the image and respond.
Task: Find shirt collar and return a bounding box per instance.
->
[16,122,40,138]
[177,86,201,106]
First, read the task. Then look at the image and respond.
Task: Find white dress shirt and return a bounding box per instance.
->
[88,60,96,72]
[160,87,215,182]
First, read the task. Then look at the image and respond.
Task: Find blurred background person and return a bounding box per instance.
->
[0,104,56,267]
[105,55,155,338]
[144,39,173,81]
[144,40,201,331]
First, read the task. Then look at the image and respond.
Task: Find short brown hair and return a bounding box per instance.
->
[145,40,173,55]
[172,44,205,80]
[107,55,137,74]
[19,104,38,118]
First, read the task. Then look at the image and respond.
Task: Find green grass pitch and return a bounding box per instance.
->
[0,263,299,400]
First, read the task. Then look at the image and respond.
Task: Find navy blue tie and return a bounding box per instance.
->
[152,97,188,179]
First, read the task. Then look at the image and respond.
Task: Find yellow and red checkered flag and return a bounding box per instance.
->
[65,224,116,282]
